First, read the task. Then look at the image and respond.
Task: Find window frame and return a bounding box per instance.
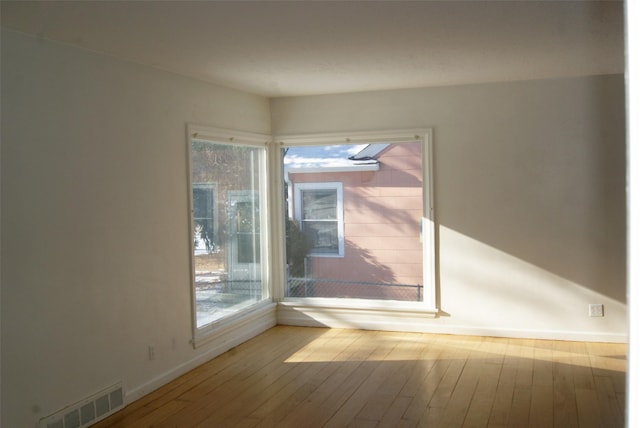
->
[276,129,437,312]
[294,182,345,257]
[187,125,273,346]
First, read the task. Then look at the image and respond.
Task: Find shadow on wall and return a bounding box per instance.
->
[303,239,395,284]
[293,240,423,301]
[343,185,420,227]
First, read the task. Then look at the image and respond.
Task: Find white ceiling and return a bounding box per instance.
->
[0,1,625,98]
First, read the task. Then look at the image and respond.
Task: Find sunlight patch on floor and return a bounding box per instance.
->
[283,331,626,373]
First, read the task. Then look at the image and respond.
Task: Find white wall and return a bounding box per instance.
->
[1,30,272,427]
[272,75,627,341]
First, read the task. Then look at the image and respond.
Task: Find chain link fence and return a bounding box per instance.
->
[286,277,423,301]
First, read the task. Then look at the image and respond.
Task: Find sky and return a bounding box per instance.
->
[283,144,368,169]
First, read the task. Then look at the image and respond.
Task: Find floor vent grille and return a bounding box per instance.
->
[39,383,124,428]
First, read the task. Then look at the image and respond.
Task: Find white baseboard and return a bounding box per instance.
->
[277,302,628,343]
[125,302,277,404]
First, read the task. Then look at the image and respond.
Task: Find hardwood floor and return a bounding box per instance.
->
[94,326,627,427]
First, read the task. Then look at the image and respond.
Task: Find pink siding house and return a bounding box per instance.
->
[286,142,424,300]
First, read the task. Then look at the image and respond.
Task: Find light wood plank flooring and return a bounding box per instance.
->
[94,326,627,427]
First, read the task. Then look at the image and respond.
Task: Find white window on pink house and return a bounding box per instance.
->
[295,182,344,257]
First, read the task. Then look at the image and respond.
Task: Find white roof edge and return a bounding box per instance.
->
[286,163,380,176]
[350,143,390,160]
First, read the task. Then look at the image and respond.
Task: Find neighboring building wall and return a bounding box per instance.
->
[289,142,424,299]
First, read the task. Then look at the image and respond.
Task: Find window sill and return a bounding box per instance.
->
[307,253,344,258]
[277,298,439,332]
[279,297,438,315]
[193,300,276,349]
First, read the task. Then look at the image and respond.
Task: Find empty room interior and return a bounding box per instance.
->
[1,1,636,427]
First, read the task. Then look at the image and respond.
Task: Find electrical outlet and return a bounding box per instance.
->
[148,345,156,360]
[589,304,604,317]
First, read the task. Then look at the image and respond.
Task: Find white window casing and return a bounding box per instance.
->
[293,182,345,258]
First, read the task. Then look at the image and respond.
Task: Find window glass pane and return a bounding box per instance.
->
[284,142,424,302]
[191,140,265,328]
[193,187,213,220]
[235,201,260,263]
[303,190,337,220]
[303,220,338,253]
[193,186,216,254]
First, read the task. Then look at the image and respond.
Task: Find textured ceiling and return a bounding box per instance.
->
[0,1,625,97]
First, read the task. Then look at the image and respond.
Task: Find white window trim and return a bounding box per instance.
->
[293,182,345,258]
